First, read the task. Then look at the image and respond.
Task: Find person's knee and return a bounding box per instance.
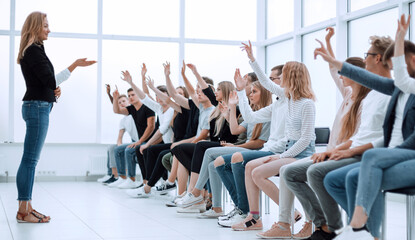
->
[251,167,263,183]
[361,149,379,167]
[281,164,296,182]
[323,171,337,191]
[245,160,256,173]
[214,156,225,168]
[307,163,325,183]
[345,169,359,189]
[231,152,243,164]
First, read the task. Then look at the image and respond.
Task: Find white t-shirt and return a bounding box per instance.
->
[119,115,139,142]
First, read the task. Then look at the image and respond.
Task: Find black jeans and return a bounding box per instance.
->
[146,143,172,187]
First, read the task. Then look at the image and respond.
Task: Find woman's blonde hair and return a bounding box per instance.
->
[282,61,316,101]
[17,11,47,64]
[209,81,235,137]
[250,81,272,140]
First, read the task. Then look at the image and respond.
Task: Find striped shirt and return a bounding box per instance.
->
[250,61,316,158]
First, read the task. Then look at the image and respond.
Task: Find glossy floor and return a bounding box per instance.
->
[0,182,407,240]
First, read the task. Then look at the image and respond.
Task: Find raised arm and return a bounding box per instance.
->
[314,44,395,95]
[141,63,150,96]
[228,91,246,135]
[182,62,200,106]
[121,70,147,100]
[112,89,129,115]
[186,63,208,90]
[325,27,335,58]
[234,69,272,123]
[393,14,415,94]
[147,77,182,113]
[164,61,190,109]
[241,41,285,97]
[105,84,114,104]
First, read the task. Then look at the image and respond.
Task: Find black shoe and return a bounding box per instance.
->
[156,182,177,194]
[103,175,117,185]
[306,228,336,240]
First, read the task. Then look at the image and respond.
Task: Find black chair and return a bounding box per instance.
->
[382,187,415,239]
[315,127,330,146]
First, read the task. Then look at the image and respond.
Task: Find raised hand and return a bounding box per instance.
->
[325,27,335,42]
[396,14,411,41]
[314,39,334,62]
[163,61,171,76]
[186,63,197,74]
[234,68,247,91]
[121,70,133,84]
[113,88,120,99]
[105,84,111,94]
[141,63,147,77]
[228,91,238,106]
[146,76,156,90]
[240,40,255,62]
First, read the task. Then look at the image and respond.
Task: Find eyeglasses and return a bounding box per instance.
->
[364,52,379,59]
[269,76,281,81]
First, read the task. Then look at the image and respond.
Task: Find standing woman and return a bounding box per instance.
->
[16,11,96,223]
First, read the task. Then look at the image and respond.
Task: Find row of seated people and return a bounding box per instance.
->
[97,14,415,240]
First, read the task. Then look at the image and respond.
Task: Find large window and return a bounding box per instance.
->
[15,0,97,33]
[302,0,336,27]
[349,0,386,12]
[348,8,398,57]
[267,0,294,38]
[302,29,337,128]
[266,40,294,72]
[0,36,9,142]
[103,0,180,37]
[185,0,256,41]
[0,0,9,30]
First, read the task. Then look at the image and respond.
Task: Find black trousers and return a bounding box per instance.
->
[171,141,221,174]
[146,143,172,187]
[135,146,148,180]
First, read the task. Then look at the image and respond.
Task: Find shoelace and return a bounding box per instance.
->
[224,208,238,219]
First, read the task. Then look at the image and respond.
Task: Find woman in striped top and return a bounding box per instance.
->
[231,41,317,232]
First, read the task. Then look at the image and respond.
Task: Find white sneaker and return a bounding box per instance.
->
[334,226,372,240]
[218,207,240,221]
[218,213,247,228]
[97,175,111,183]
[177,192,204,208]
[197,209,224,219]
[107,178,125,188]
[126,186,151,198]
[177,203,206,213]
[118,178,139,189]
[166,193,186,207]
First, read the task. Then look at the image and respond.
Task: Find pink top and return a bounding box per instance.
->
[326,67,361,150]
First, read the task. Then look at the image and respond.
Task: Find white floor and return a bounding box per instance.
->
[0,181,408,240]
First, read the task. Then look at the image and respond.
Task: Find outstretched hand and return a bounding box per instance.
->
[121,70,133,84]
[105,84,111,94]
[141,63,147,77]
[234,68,247,91]
[74,58,96,67]
[240,40,255,62]
[181,60,186,75]
[163,61,171,76]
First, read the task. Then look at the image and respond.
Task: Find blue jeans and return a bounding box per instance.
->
[106,144,117,175]
[324,148,415,238]
[16,101,52,201]
[216,150,274,214]
[114,143,138,178]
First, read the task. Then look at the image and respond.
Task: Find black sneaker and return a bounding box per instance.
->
[306,228,336,240]
[103,175,117,185]
[156,182,176,194]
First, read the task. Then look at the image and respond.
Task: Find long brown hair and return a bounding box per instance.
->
[338,57,371,143]
[209,81,235,137]
[170,86,189,127]
[17,11,47,64]
[250,81,272,140]
[282,61,316,101]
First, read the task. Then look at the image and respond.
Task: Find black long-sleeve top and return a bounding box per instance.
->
[20,43,57,102]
